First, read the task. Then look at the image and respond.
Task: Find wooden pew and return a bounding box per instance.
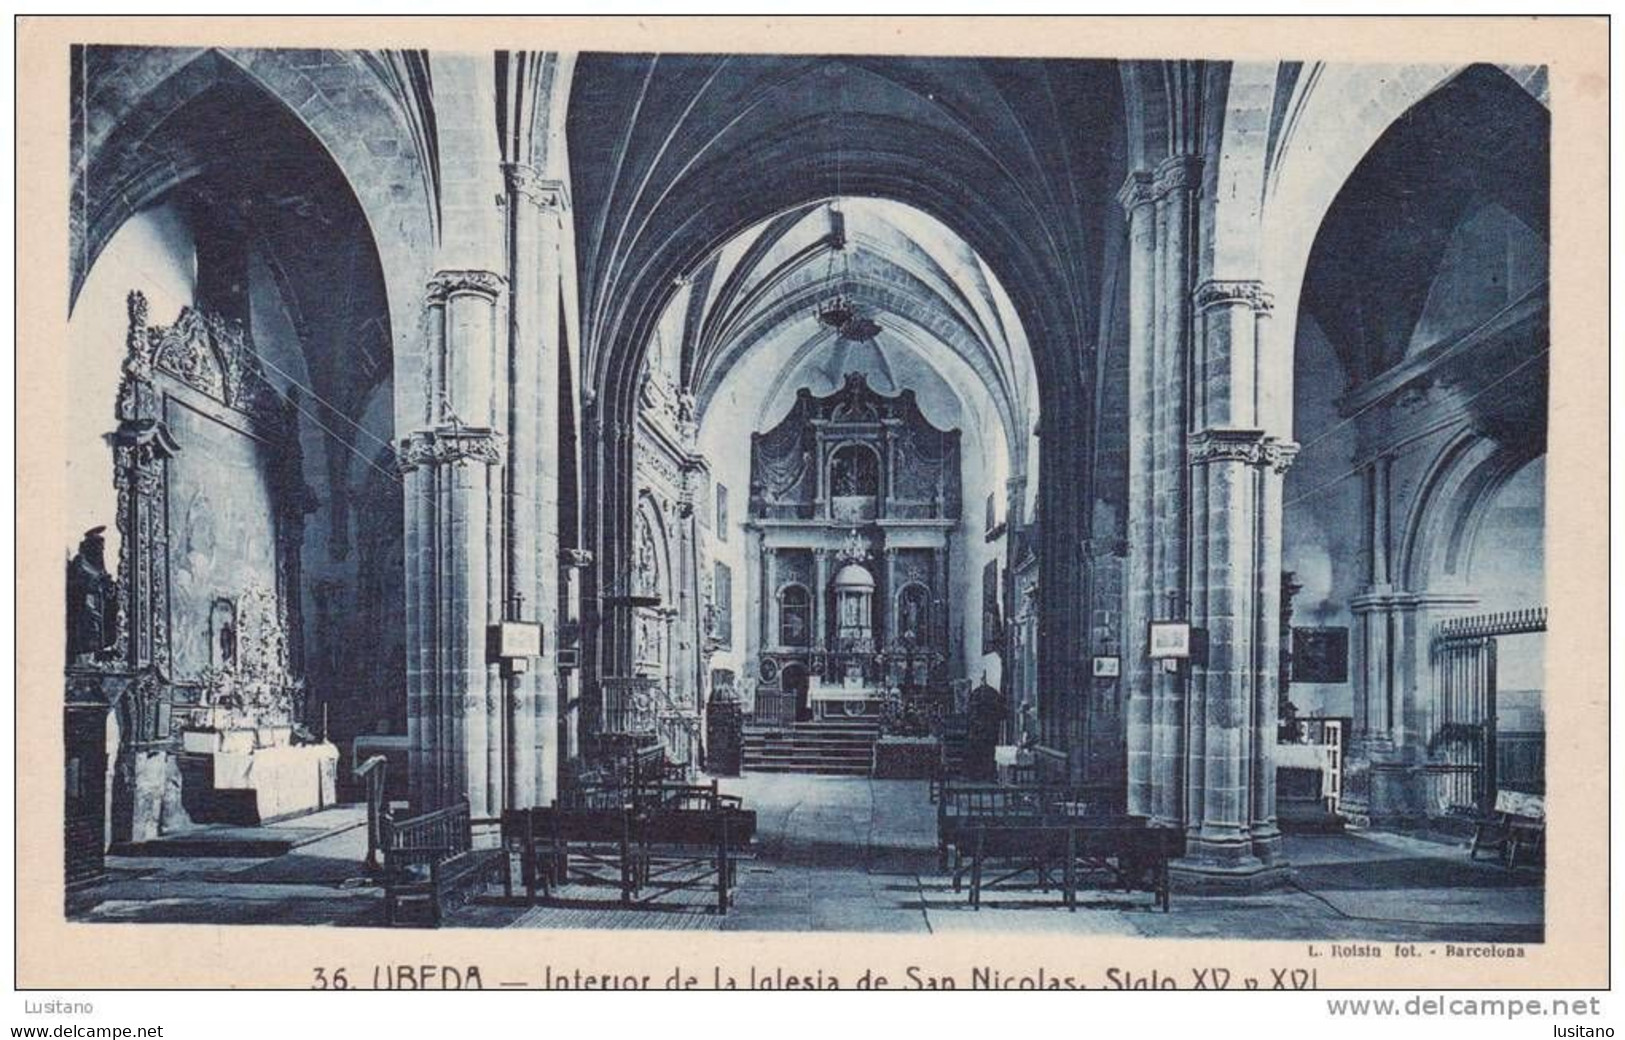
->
[634,801,750,913]
[1470,790,1545,869]
[503,805,635,903]
[935,782,1123,882]
[380,799,504,926]
[966,816,1184,912]
[502,786,756,913]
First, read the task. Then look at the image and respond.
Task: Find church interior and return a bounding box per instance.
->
[61,49,1549,936]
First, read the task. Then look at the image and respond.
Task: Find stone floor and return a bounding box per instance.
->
[67,776,1542,940]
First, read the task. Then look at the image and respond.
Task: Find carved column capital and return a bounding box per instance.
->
[1116,170,1156,215]
[1194,278,1275,314]
[1187,428,1298,473]
[1263,439,1300,475]
[1187,428,1267,467]
[395,424,506,473]
[425,269,506,305]
[110,418,182,467]
[502,163,570,212]
[1152,153,1203,197]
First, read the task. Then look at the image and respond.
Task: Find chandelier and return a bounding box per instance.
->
[838,315,881,343]
[815,292,856,332]
[813,203,882,344]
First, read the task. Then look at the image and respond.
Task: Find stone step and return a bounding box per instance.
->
[743,750,874,765]
[743,743,874,758]
[741,759,872,776]
[741,718,881,777]
[744,728,884,734]
[745,735,878,745]
[744,734,876,744]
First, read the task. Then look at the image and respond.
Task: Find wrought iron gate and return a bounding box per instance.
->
[1428,608,1545,816]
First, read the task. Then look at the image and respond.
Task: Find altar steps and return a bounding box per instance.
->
[742,721,880,776]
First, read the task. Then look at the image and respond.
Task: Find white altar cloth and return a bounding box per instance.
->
[807,676,881,703]
[205,742,340,821]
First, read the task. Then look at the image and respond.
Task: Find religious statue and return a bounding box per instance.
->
[839,590,865,630]
[832,451,857,496]
[634,519,659,597]
[899,587,925,640]
[66,526,118,661]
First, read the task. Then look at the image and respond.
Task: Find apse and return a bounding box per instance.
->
[616,195,1042,755]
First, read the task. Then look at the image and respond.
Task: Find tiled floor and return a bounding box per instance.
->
[67,775,1542,940]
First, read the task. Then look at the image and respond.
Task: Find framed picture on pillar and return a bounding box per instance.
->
[1092,655,1120,677]
[1147,620,1192,659]
[1293,626,1349,684]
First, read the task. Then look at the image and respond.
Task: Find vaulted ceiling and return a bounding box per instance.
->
[567,53,1127,438]
[74,47,395,435]
[1300,64,1550,384]
[651,198,1038,471]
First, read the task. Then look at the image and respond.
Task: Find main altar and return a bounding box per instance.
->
[807,673,884,719]
[743,374,958,727]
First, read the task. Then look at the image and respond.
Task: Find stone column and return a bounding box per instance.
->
[402,270,507,814]
[1117,169,1157,819]
[1343,452,1432,825]
[1118,155,1202,826]
[1150,156,1200,828]
[884,546,899,651]
[745,525,765,696]
[814,548,831,649]
[503,163,569,806]
[1183,275,1295,879]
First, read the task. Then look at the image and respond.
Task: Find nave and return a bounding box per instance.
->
[68,773,1540,942]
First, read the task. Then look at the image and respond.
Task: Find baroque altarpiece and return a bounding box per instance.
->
[65,293,335,878]
[745,373,962,722]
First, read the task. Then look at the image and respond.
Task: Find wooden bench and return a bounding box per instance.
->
[503,788,755,913]
[633,802,753,912]
[504,805,636,903]
[380,799,504,926]
[965,816,1184,912]
[563,777,747,816]
[1470,790,1545,869]
[936,782,1123,881]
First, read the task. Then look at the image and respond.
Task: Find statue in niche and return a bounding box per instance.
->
[899,585,927,642]
[830,446,877,497]
[65,526,118,661]
[209,598,238,672]
[634,518,659,599]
